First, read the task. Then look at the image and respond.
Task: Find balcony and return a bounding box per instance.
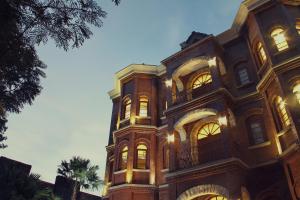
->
[171,84,213,106]
[176,138,231,170]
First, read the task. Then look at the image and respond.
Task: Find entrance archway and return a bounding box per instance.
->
[177,184,229,200]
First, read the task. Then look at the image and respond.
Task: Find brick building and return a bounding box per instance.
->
[103,0,300,199]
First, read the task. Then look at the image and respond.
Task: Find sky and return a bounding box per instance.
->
[2,0,241,196]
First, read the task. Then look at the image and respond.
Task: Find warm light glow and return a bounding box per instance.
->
[275,96,291,127]
[192,72,212,89]
[165,79,173,87]
[120,146,128,170]
[167,134,175,143]
[218,115,228,126]
[296,19,300,35]
[293,83,300,104]
[130,116,136,125]
[210,196,228,200]
[126,170,132,184]
[150,171,155,185]
[137,144,147,169]
[198,122,221,140]
[271,28,288,51]
[209,196,227,200]
[208,57,217,67]
[124,98,131,119]
[101,182,111,196]
[257,42,267,64]
[139,96,149,117]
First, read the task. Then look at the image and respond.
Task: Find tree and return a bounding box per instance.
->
[0,162,60,200]
[57,156,101,200]
[0,0,120,148]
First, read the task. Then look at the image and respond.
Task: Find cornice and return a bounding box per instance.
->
[108,64,166,99]
[108,184,157,191]
[257,55,300,92]
[165,158,249,180]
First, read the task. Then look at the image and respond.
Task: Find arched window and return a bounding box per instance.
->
[257,42,267,64]
[197,122,221,140]
[293,83,300,104]
[139,96,149,117]
[119,146,128,170]
[237,67,250,86]
[136,144,148,169]
[210,196,227,200]
[162,145,169,169]
[192,72,212,89]
[123,98,131,119]
[271,28,288,51]
[274,96,291,129]
[246,115,266,145]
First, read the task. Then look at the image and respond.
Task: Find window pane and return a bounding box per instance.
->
[275,97,291,128]
[192,72,212,89]
[197,122,221,140]
[124,99,131,119]
[257,42,267,64]
[137,144,147,169]
[238,68,250,85]
[250,122,265,144]
[271,28,288,51]
[120,146,128,170]
[139,102,148,117]
[293,84,300,104]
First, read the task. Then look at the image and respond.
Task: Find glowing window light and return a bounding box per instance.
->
[275,96,291,127]
[192,72,212,89]
[197,122,221,140]
[167,134,175,143]
[165,79,172,87]
[271,28,288,52]
[257,42,267,64]
[139,96,149,117]
[293,83,300,104]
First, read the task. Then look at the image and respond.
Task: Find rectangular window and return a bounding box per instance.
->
[238,68,250,85]
[125,104,131,119]
[137,150,147,169]
[139,102,148,117]
[250,123,265,145]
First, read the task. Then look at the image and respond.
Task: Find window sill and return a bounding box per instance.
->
[277,126,292,137]
[119,118,130,124]
[114,169,127,174]
[236,81,254,89]
[132,169,150,172]
[248,141,271,150]
[136,116,151,119]
[161,169,169,173]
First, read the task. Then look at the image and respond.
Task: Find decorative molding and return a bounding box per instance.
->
[113,169,126,174]
[177,184,229,200]
[248,141,271,150]
[108,64,166,99]
[108,183,157,191]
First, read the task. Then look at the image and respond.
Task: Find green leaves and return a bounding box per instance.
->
[57,156,102,191]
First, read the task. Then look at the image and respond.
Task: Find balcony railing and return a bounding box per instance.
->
[172,84,213,105]
[177,138,231,170]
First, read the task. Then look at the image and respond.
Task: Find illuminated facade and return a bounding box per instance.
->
[103,0,300,199]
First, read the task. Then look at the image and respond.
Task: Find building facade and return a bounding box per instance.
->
[103,0,300,199]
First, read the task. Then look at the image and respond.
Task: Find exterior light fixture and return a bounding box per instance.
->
[208,57,217,67]
[165,79,173,88]
[218,115,228,126]
[167,134,175,143]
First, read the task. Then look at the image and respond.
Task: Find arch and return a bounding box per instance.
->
[177,184,229,200]
[174,108,218,141]
[172,57,210,92]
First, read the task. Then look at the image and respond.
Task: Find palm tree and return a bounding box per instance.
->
[57,156,102,200]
